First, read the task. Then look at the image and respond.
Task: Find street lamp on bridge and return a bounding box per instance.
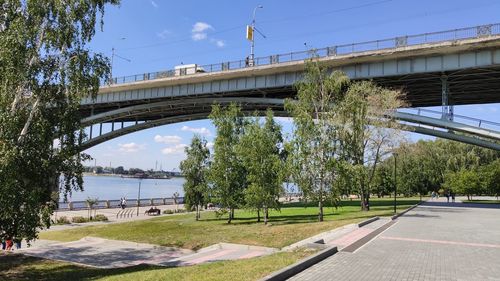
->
[247,5,264,66]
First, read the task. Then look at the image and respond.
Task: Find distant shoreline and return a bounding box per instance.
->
[83,173,184,179]
[83,172,120,178]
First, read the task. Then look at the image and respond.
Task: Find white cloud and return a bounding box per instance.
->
[118,142,144,153]
[192,22,213,33]
[191,33,207,41]
[181,125,211,136]
[151,0,158,8]
[156,29,171,39]
[161,144,188,155]
[210,38,225,47]
[191,22,213,42]
[154,135,182,144]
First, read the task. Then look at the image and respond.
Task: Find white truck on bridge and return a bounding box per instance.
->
[174,64,205,76]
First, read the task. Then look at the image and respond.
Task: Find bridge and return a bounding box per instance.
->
[79,23,500,150]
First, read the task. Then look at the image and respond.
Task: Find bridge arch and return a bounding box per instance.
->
[80,97,500,151]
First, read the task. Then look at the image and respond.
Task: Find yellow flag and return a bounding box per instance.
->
[246,25,253,41]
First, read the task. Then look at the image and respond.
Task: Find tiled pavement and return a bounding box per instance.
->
[18,237,277,268]
[289,200,500,281]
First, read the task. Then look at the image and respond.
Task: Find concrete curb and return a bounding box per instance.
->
[358,216,379,227]
[391,202,422,220]
[259,246,338,281]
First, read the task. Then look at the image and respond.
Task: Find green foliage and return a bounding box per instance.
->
[443,169,485,200]
[381,139,500,196]
[286,60,404,218]
[208,103,248,223]
[180,135,210,220]
[237,109,285,224]
[285,62,349,221]
[71,216,89,223]
[54,216,70,225]
[0,0,119,242]
[93,214,108,222]
[481,159,500,197]
[163,209,174,215]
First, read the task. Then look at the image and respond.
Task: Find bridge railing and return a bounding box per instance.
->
[57,196,185,211]
[398,108,500,132]
[104,23,500,86]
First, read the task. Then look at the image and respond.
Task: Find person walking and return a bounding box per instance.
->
[451,191,456,203]
[5,238,13,251]
[14,238,21,249]
[446,190,450,203]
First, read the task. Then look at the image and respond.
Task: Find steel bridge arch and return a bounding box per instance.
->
[80,98,500,151]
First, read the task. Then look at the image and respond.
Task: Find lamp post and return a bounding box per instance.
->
[136,178,142,216]
[393,152,398,214]
[249,5,263,66]
[110,38,129,84]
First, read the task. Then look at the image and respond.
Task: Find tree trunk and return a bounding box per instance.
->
[318,200,324,222]
[360,192,366,211]
[195,205,199,221]
[264,207,268,225]
[365,193,370,211]
[257,209,261,222]
[228,208,235,224]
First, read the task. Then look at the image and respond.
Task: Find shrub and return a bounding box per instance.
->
[163,209,174,214]
[94,214,108,221]
[54,216,70,225]
[175,208,186,213]
[71,216,89,223]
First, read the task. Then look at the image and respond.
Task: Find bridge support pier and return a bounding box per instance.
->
[441,75,454,121]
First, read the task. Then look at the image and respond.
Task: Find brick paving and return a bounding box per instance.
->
[289,200,500,281]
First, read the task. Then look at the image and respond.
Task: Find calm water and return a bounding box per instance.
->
[65,175,185,202]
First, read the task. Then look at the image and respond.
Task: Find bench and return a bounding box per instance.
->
[145,207,161,216]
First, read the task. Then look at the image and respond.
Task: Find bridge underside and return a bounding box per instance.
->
[80,66,500,121]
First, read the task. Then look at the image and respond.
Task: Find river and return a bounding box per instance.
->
[64,175,185,202]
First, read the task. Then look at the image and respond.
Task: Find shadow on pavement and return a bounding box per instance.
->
[0,253,166,281]
[402,213,441,218]
[421,201,500,209]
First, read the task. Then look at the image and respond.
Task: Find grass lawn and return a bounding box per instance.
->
[0,250,313,281]
[40,198,420,250]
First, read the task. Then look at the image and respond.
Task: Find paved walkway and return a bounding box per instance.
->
[18,237,278,268]
[290,198,500,281]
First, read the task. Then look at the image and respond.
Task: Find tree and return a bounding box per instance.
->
[237,110,284,224]
[208,103,247,223]
[285,62,348,221]
[336,78,405,211]
[180,135,210,221]
[481,159,500,199]
[0,0,119,243]
[444,169,485,200]
[86,197,99,220]
[114,166,125,174]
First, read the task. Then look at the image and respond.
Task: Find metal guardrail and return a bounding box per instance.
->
[104,23,500,85]
[57,196,185,210]
[398,108,500,132]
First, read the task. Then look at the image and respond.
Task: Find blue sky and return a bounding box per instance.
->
[84,0,500,170]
